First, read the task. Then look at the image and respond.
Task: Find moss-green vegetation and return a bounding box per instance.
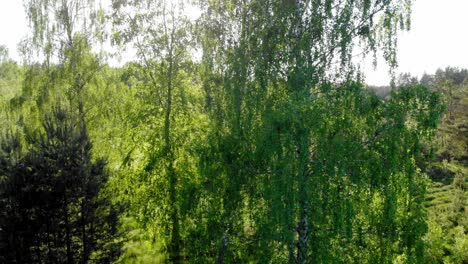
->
[420,67,468,264]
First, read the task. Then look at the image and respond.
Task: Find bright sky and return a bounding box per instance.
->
[1,0,468,86]
[363,0,468,85]
[0,1,28,60]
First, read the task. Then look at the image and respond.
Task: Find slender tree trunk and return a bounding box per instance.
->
[217,232,229,264]
[13,231,22,263]
[168,163,180,262]
[46,216,53,262]
[165,42,180,262]
[295,124,310,263]
[81,201,88,263]
[90,220,95,254]
[296,155,310,263]
[296,208,309,264]
[54,228,59,257]
[64,197,73,264]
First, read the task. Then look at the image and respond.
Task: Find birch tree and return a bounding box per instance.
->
[196,0,424,262]
[112,0,196,261]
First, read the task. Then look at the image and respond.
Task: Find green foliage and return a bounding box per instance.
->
[424,170,468,263]
[23,0,106,62]
[0,60,23,121]
[190,82,443,263]
[0,105,119,263]
[420,67,468,264]
[2,0,460,263]
[195,0,427,262]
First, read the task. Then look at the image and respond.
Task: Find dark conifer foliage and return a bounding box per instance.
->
[0,105,119,263]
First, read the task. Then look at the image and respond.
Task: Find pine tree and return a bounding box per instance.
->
[0,105,119,263]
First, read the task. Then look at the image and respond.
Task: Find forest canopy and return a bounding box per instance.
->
[0,0,466,263]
